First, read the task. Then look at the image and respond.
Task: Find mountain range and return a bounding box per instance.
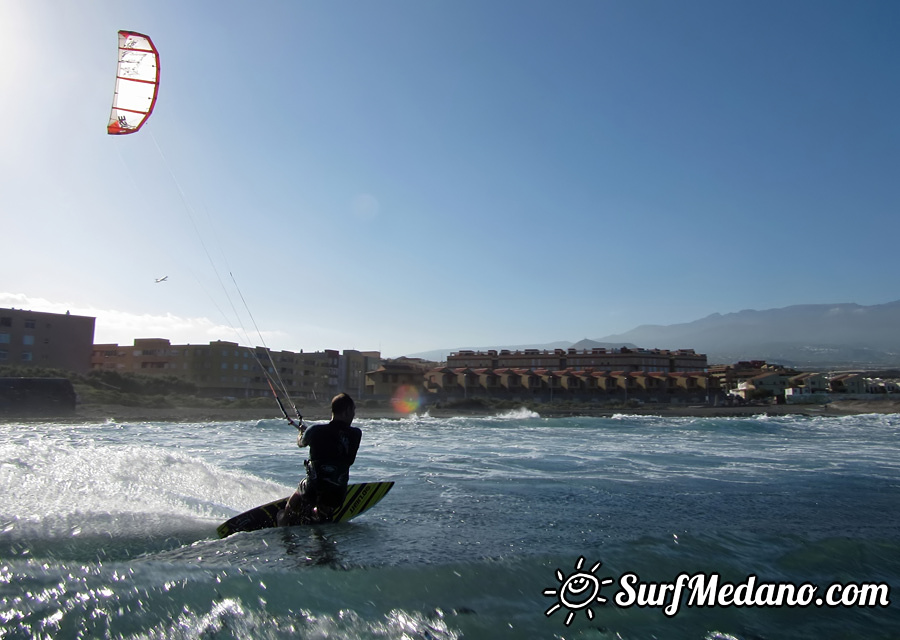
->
[409,300,900,369]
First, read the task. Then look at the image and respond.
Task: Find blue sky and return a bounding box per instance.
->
[2,1,898,358]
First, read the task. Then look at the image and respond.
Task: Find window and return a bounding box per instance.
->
[21,352,33,361]
[0,317,10,327]
[0,333,9,344]
[24,319,36,329]
[23,335,34,346]
[0,350,7,361]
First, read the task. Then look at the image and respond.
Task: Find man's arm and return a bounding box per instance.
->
[297,424,309,448]
[346,427,362,465]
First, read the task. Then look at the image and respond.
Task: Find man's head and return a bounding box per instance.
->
[331,392,356,423]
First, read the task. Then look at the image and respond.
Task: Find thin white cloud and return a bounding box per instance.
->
[0,292,278,348]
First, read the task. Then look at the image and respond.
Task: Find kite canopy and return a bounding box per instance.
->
[108,30,159,135]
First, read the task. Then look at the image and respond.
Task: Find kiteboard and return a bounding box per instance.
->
[217,481,394,538]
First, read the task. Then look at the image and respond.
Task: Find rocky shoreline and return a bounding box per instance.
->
[53,398,900,423]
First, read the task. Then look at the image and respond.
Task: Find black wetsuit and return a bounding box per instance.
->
[296,420,362,519]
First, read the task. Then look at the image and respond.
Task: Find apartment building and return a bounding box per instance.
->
[789,372,829,394]
[447,346,708,373]
[829,373,867,394]
[733,371,793,400]
[708,361,796,393]
[0,308,95,372]
[422,366,714,403]
[91,338,380,400]
[365,360,428,397]
[373,346,713,404]
[341,350,383,398]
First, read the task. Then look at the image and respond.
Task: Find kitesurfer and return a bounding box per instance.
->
[277,393,362,526]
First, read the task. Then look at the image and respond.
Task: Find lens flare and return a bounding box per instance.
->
[391,385,422,414]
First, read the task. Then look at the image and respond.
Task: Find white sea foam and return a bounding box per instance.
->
[492,407,541,420]
[0,432,288,540]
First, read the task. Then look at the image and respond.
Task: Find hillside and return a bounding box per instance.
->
[410,300,900,369]
[593,300,900,367]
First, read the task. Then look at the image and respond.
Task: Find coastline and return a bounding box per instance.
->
[58,398,900,423]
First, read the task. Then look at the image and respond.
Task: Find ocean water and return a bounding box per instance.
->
[1,410,897,639]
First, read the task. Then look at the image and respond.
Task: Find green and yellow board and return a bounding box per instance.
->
[216,481,394,538]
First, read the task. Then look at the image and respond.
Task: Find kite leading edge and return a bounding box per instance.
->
[108,30,160,135]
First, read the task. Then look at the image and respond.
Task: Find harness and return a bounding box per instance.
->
[304,459,351,508]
